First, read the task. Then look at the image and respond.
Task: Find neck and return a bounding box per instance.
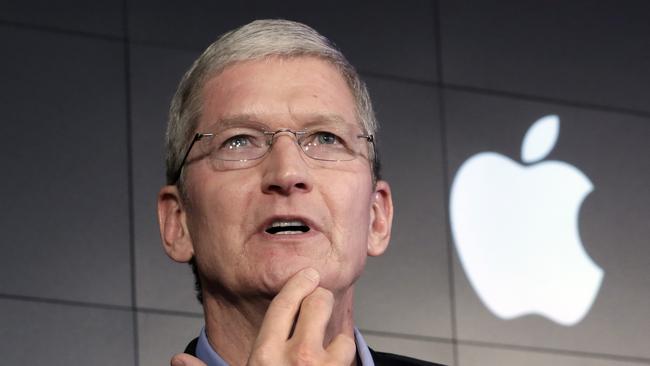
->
[202,286,357,366]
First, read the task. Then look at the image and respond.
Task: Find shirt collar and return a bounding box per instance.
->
[195,326,375,366]
[195,327,228,366]
[354,327,375,366]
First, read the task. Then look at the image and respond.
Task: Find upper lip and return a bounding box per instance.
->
[259,214,321,234]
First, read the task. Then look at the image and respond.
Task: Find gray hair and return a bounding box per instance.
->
[165,19,380,187]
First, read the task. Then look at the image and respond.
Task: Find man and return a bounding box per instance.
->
[158,19,444,366]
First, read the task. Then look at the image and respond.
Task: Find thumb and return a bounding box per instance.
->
[171,353,207,366]
[325,333,356,365]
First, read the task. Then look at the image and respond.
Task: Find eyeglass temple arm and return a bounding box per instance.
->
[356,134,376,163]
[171,133,202,185]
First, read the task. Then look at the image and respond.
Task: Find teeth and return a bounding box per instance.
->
[265,219,310,234]
[269,220,306,228]
[274,230,304,235]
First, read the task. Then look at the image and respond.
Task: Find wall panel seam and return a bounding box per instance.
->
[0,19,123,42]
[457,339,650,364]
[123,0,139,364]
[432,1,458,365]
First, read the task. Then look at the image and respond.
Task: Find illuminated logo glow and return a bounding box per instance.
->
[449,115,604,326]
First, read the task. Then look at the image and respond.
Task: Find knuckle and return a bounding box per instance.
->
[322,361,343,366]
[340,334,355,346]
[248,345,274,365]
[315,287,334,301]
[290,343,319,366]
[326,334,356,362]
[303,288,334,309]
[271,294,296,311]
[339,335,356,351]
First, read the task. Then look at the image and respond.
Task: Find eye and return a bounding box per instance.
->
[313,131,342,145]
[221,135,253,150]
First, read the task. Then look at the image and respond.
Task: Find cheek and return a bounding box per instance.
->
[186,170,258,257]
[319,178,373,290]
[326,176,373,248]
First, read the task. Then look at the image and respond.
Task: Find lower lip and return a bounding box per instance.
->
[257,229,321,241]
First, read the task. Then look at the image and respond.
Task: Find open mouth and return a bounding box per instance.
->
[265,220,311,235]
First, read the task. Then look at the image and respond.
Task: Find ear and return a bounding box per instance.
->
[367,180,393,257]
[157,185,194,263]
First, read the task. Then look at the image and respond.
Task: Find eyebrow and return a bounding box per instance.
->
[207,113,355,131]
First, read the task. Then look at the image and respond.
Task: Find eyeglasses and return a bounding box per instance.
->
[171,123,375,184]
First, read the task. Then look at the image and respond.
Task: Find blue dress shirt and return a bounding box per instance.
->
[195,326,375,366]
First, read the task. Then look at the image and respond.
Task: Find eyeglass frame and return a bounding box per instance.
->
[170,127,376,185]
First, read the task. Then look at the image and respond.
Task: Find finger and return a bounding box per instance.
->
[291,287,334,347]
[170,353,207,366]
[255,267,320,346]
[325,333,356,365]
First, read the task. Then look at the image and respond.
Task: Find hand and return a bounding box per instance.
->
[247,267,356,365]
[170,353,206,366]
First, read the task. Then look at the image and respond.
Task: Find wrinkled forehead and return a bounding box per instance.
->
[196,56,359,132]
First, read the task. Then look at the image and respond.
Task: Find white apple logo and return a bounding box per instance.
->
[449,115,604,326]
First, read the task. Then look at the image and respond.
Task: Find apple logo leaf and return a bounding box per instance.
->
[521,115,560,164]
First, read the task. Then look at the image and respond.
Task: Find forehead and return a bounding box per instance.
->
[198,56,358,131]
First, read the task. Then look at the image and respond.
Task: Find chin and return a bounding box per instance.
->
[258,261,313,294]
[258,265,357,298]
[250,244,319,283]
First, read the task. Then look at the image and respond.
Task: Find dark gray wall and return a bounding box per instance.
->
[1,1,648,365]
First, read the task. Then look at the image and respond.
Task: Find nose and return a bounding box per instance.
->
[261,132,313,196]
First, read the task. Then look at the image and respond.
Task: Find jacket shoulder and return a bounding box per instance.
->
[184,337,199,356]
[370,348,446,366]
[183,339,446,366]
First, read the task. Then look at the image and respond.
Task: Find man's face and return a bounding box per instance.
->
[174,56,391,299]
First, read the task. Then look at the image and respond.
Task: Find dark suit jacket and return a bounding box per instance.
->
[184,338,446,366]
